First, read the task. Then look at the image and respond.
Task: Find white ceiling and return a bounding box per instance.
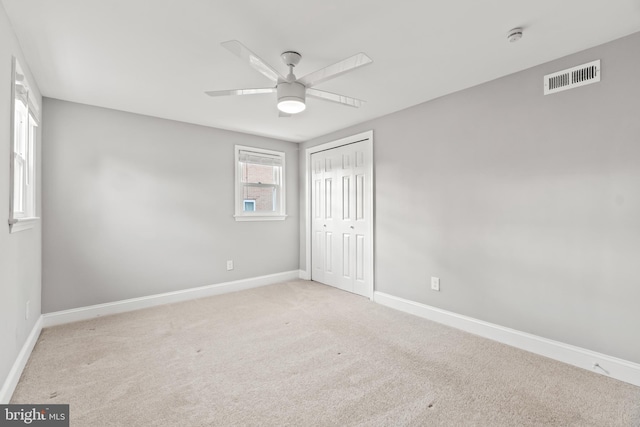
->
[3,1,640,142]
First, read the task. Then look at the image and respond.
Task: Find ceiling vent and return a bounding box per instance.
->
[544,60,600,95]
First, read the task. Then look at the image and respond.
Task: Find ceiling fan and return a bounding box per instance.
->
[205,40,372,116]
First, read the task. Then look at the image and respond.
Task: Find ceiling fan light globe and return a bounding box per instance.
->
[277,81,306,114]
[278,98,306,114]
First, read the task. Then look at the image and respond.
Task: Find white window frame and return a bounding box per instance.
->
[9,56,40,233]
[234,145,286,221]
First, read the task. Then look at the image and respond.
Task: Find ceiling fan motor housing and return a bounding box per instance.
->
[277,81,306,113]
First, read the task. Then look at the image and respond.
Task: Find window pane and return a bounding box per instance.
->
[242,185,277,212]
[241,162,278,185]
[27,117,36,186]
[14,103,27,155]
[13,157,25,214]
[13,88,28,216]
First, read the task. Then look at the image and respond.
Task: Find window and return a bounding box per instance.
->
[243,200,256,212]
[235,146,286,221]
[9,57,40,233]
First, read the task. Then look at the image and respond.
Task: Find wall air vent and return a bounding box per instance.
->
[544,60,600,95]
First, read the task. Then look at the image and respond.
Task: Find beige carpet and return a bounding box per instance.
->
[12,280,640,426]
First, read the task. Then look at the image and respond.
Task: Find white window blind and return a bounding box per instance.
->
[238,150,283,167]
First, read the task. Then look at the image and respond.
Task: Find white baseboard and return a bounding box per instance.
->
[374,291,640,388]
[0,316,43,404]
[43,270,301,328]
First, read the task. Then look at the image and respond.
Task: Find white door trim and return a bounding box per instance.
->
[303,130,374,299]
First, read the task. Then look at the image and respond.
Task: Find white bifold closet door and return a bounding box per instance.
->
[311,140,370,297]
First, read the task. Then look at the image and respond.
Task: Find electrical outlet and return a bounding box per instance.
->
[226,260,234,271]
[430,277,440,291]
[26,300,30,320]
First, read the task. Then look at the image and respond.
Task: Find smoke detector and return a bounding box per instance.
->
[507,28,523,43]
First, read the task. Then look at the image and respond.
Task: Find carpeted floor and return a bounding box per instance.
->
[12,280,640,426]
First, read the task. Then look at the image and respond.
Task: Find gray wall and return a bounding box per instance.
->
[0,4,42,394]
[42,99,299,313]
[301,32,640,364]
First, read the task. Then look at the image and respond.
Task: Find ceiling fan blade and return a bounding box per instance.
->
[221,40,284,83]
[299,53,372,88]
[205,88,276,97]
[307,88,365,108]
[278,111,292,118]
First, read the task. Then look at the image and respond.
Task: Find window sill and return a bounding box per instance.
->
[234,215,287,222]
[9,217,40,233]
